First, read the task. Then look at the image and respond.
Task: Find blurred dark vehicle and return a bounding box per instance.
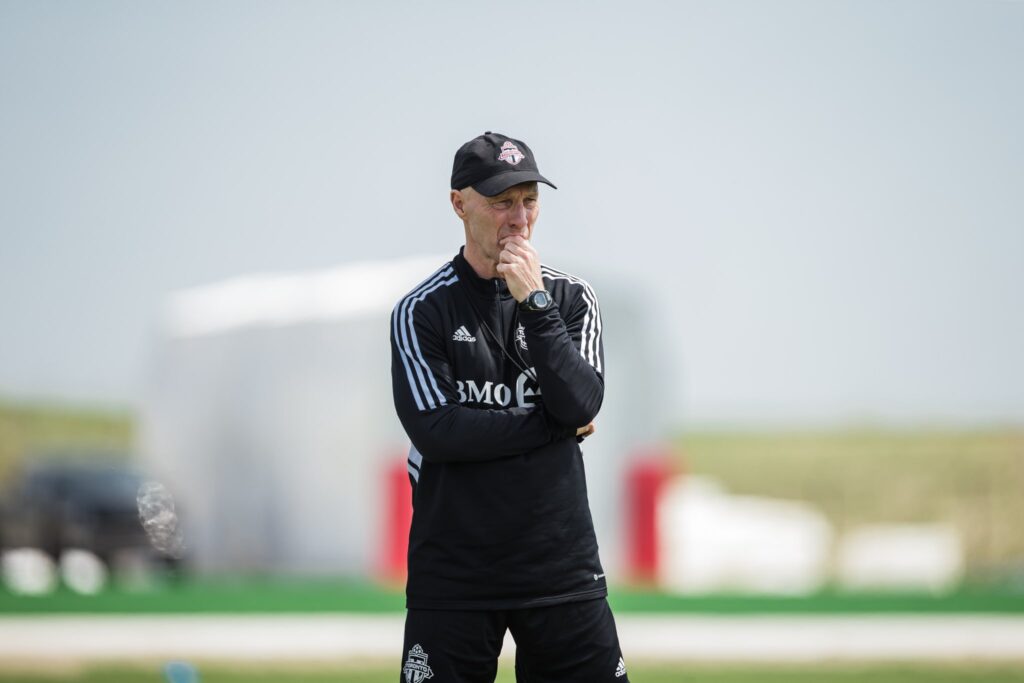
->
[0,458,183,571]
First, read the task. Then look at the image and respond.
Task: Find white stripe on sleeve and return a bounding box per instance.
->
[408,445,424,469]
[402,274,459,409]
[393,265,452,411]
[541,266,603,374]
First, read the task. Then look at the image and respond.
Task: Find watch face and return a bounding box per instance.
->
[532,291,551,308]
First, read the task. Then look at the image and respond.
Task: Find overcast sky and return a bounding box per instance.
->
[1,0,1021,426]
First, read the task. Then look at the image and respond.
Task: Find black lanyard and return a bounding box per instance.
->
[458,280,537,383]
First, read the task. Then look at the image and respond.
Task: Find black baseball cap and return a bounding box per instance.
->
[450,131,557,196]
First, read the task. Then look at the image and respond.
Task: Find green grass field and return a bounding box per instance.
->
[3,578,1024,614]
[4,663,1024,683]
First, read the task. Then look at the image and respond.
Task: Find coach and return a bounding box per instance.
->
[390,132,628,682]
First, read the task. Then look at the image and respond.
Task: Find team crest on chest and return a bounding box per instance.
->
[498,141,525,165]
[403,644,434,683]
[515,323,528,350]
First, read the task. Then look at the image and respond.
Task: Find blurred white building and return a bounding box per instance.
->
[139,255,676,576]
[657,476,833,594]
[837,524,964,592]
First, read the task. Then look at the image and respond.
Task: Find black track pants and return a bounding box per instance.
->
[399,597,629,683]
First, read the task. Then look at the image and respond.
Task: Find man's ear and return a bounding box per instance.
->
[450,189,466,218]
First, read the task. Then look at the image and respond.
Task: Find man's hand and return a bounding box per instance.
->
[496,236,545,303]
[576,422,596,439]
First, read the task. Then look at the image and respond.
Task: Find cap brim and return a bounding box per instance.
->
[472,170,557,197]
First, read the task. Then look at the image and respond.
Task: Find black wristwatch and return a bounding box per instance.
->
[519,289,553,312]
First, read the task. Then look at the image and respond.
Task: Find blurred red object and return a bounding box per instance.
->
[380,457,413,583]
[625,449,676,584]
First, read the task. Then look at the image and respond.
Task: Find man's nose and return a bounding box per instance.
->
[508,202,529,229]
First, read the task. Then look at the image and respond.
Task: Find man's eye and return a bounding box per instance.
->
[493,201,512,209]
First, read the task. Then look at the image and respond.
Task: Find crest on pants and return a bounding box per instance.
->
[403,644,434,683]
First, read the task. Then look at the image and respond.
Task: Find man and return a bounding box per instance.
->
[390,132,628,683]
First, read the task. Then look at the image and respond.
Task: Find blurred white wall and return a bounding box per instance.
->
[837,524,964,592]
[139,255,676,575]
[657,476,833,594]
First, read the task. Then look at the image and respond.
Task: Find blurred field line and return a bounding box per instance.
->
[2,615,1024,662]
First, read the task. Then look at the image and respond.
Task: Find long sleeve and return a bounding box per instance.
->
[519,271,605,429]
[391,299,565,464]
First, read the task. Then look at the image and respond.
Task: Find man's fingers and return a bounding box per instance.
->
[575,422,596,437]
[503,239,537,259]
[499,246,533,266]
[501,236,537,255]
[498,239,544,302]
[501,243,526,260]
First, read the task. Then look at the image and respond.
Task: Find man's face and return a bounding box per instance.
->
[452,182,539,275]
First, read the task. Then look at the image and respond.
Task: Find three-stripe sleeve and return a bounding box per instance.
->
[515,268,605,429]
[392,265,456,411]
[540,267,604,375]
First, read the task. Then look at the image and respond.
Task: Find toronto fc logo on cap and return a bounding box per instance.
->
[403,644,434,683]
[498,140,525,165]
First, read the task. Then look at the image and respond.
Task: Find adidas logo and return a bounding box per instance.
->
[615,657,627,678]
[452,325,476,342]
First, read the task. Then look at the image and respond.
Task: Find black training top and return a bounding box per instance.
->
[390,247,607,610]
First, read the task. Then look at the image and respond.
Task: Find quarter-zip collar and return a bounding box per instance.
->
[452,246,514,302]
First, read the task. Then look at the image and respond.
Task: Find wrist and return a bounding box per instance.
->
[539,408,576,439]
[518,289,554,312]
